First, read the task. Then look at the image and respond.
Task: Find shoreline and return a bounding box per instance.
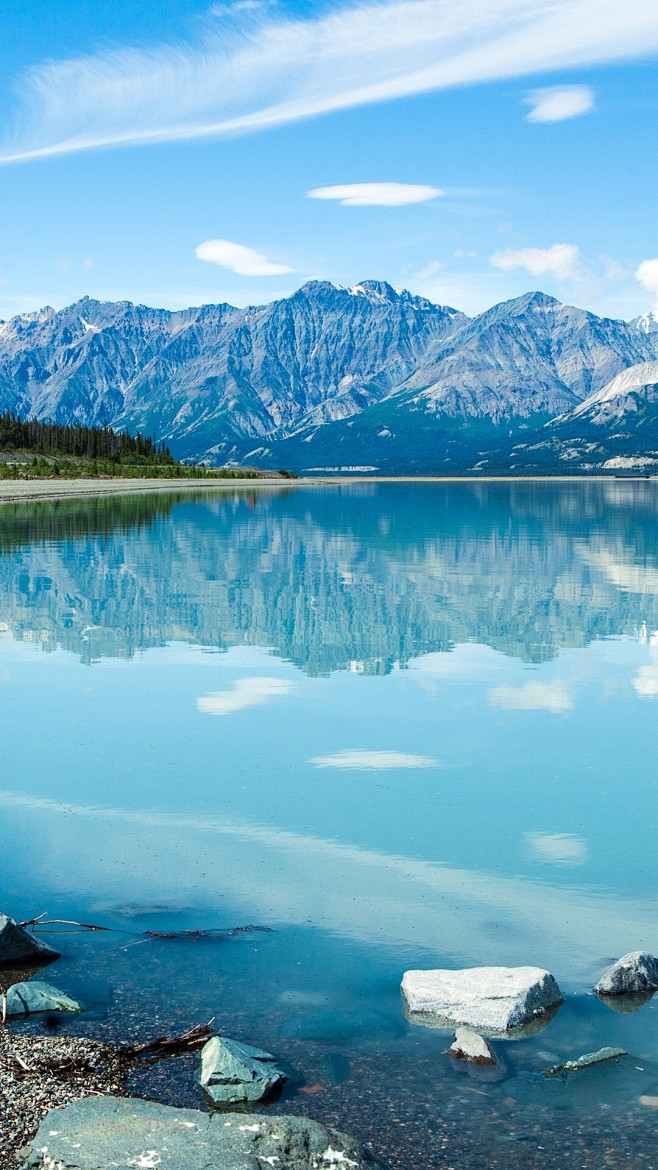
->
[0,473,655,504]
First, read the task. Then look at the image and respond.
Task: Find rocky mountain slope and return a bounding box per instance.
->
[0,281,656,473]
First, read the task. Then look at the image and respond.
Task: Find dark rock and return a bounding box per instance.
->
[5,980,83,1017]
[0,914,60,969]
[199,1036,286,1107]
[595,951,658,996]
[20,1095,386,1169]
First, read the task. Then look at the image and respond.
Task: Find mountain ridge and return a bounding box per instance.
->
[0,281,656,474]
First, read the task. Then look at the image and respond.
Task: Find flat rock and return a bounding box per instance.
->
[0,914,60,968]
[199,1036,286,1107]
[402,965,562,1035]
[544,1047,627,1077]
[20,1095,386,1169]
[5,980,83,1017]
[447,1026,498,1066]
[595,951,658,995]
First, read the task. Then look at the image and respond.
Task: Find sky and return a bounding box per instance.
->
[0,0,656,321]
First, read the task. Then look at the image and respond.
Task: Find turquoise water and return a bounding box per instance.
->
[2,482,658,1168]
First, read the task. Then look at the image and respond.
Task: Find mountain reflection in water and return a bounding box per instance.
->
[1,480,657,670]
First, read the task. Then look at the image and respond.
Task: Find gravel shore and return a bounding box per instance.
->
[0,477,300,503]
[0,1030,125,1169]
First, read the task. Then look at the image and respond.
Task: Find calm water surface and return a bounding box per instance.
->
[2,481,658,1168]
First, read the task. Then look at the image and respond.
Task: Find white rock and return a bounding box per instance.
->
[447,1027,498,1066]
[401,965,562,1034]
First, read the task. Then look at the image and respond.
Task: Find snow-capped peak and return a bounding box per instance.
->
[632,309,658,334]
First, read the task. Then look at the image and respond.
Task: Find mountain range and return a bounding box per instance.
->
[1,280,658,474]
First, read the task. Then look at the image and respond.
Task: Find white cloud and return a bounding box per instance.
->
[309,749,437,770]
[307,183,443,207]
[195,238,292,276]
[523,84,595,123]
[636,258,658,309]
[3,1,658,163]
[490,243,580,281]
[525,831,588,866]
[197,676,293,714]
[489,679,573,712]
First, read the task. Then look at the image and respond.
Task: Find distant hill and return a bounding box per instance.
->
[1,281,657,474]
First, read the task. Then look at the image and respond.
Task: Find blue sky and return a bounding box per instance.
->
[0,0,657,321]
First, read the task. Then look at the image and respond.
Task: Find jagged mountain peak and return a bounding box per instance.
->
[632,309,658,334]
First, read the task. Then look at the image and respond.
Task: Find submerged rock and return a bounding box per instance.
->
[402,965,562,1035]
[199,1036,286,1107]
[0,914,60,968]
[595,951,658,996]
[20,1095,386,1169]
[5,980,83,1017]
[544,1047,627,1078]
[447,1026,506,1081]
[447,1026,498,1066]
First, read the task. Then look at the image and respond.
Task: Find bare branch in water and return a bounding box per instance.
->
[18,914,273,940]
[18,916,115,933]
[121,1019,217,1061]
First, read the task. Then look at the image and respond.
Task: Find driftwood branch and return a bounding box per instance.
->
[18,915,115,934]
[18,914,271,940]
[121,1020,217,1061]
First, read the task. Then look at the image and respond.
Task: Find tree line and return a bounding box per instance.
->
[0,412,174,463]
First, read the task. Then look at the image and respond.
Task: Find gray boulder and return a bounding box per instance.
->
[5,980,83,1017]
[595,951,658,996]
[199,1036,286,1107]
[402,964,562,1035]
[20,1095,386,1169]
[0,913,60,967]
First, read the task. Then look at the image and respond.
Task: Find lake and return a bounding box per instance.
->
[2,480,658,1169]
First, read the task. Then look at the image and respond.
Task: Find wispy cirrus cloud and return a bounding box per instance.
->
[523,84,595,123]
[307,182,444,207]
[3,0,658,164]
[490,243,581,281]
[195,238,293,275]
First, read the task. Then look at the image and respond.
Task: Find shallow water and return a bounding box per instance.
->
[2,481,658,1168]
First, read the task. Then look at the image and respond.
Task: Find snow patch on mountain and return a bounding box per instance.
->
[632,310,658,335]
